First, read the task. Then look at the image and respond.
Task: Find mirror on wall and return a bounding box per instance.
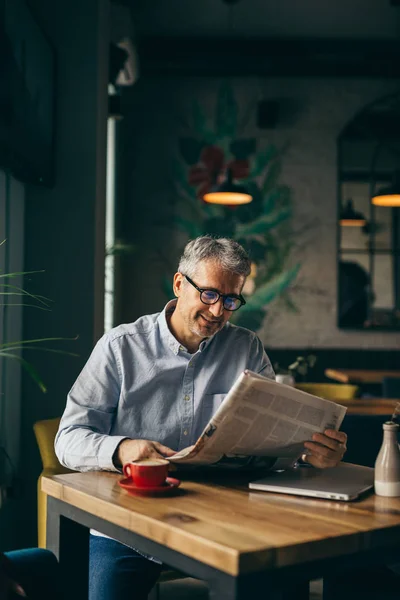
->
[338,92,400,330]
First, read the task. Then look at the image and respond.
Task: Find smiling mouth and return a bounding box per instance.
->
[200,315,221,325]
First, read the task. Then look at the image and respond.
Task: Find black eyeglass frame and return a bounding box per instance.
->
[183,274,246,311]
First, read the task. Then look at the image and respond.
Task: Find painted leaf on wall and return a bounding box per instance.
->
[230,138,257,160]
[173,160,198,199]
[263,185,292,211]
[249,146,278,179]
[215,82,237,139]
[262,158,282,195]
[162,276,174,300]
[203,216,236,238]
[233,309,267,332]
[179,138,205,165]
[240,263,301,312]
[192,100,216,144]
[173,216,203,239]
[235,207,291,237]
[166,83,301,333]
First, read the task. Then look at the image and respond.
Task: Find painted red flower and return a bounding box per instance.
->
[188,145,250,201]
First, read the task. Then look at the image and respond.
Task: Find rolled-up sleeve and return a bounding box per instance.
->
[55,335,128,472]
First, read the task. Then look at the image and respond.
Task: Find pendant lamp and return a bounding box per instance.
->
[203,169,253,205]
[372,172,400,207]
[202,0,252,206]
[339,199,367,227]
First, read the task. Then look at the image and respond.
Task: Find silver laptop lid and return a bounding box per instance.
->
[249,462,374,501]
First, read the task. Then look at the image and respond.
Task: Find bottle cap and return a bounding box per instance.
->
[383,421,399,430]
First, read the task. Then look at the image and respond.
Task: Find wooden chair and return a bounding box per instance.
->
[33,417,186,596]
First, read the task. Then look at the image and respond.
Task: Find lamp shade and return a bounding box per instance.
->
[339,199,367,227]
[203,169,252,205]
[372,173,400,207]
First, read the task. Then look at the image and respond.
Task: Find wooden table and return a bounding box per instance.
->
[339,398,399,416]
[42,471,400,600]
[325,369,400,384]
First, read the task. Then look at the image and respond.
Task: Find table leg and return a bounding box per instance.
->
[46,496,89,600]
[274,580,309,600]
[208,576,238,600]
[208,573,309,600]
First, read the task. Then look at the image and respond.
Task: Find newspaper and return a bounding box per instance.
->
[169,370,347,469]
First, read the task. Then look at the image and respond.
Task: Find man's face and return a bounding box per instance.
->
[173,260,245,342]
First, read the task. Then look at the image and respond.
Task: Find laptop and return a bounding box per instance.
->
[249,462,374,501]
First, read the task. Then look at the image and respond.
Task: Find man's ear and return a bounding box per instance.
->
[173,272,184,297]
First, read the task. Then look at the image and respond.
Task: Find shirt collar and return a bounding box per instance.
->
[157,299,219,355]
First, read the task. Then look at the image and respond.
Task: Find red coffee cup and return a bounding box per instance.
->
[123,458,169,487]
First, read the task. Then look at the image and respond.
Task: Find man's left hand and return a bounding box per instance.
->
[303,429,347,469]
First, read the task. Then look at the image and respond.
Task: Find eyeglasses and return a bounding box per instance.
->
[183,275,246,311]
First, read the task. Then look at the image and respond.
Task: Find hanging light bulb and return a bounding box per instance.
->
[339,199,367,227]
[372,172,400,207]
[203,169,253,205]
[202,0,252,206]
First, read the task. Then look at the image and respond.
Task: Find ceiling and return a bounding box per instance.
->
[129,0,400,40]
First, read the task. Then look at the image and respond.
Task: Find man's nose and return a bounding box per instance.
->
[208,299,224,317]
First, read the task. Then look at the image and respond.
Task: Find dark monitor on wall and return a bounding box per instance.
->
[0,0,55,186]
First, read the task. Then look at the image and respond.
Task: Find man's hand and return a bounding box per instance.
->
[115,439,176,468]
[302,429,347,469]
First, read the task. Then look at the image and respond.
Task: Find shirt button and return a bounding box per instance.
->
[184,395,190,401]
[183,430,188,436]
[179,345,185,351]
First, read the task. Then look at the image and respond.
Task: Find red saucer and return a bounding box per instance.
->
[119,476,181,496]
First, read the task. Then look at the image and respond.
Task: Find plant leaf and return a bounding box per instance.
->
[0,336,78,348]
[192,100,216,144]
[262,188,288,214]
[262,158,282,194]
[0,344,78,357]
[240,264,301,312]
[235,208,291,237]
[172,216,203,239]
[249,145,278,178]
[0,270,45,279]
[179,138,204,165]
[282,293,300,314]
[232,308,267,332]
[162,276,174,299]
[172,161,197,199]
[230,138,257,160]
[0,352,47,392]
[215,82,237,139]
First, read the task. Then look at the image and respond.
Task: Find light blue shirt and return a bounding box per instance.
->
[55,300,274,472]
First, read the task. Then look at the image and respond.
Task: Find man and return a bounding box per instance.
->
[55,236,347,600]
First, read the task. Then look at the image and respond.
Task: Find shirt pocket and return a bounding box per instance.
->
[201,393,227,425]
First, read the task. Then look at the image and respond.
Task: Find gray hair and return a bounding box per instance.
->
[178,236,251,278]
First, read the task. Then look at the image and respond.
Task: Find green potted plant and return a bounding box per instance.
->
[0,240,76,500]
[274,354,317,386]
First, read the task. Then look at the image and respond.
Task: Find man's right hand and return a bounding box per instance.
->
[114,439,176,468]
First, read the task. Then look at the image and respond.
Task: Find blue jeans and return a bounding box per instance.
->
[89,535,162,600]
[5,548,61,600]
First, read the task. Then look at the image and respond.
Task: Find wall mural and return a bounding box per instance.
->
[165,83,300,332]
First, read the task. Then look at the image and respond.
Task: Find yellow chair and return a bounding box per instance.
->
[33,418,187,596]
[33,417,72,548]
